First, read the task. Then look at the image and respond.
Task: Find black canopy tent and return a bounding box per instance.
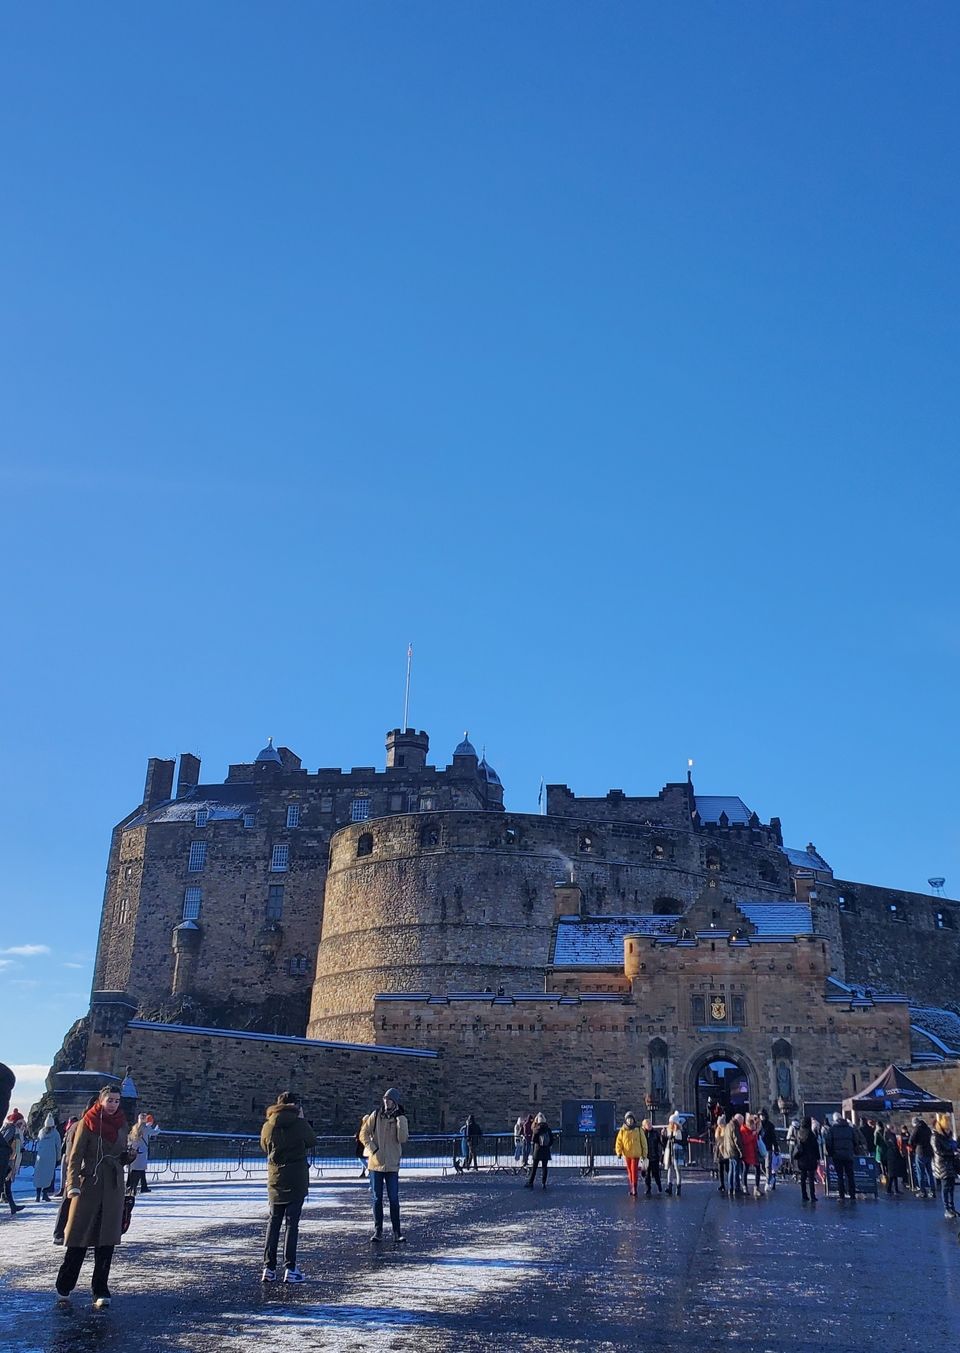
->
[842,1064,953,1117]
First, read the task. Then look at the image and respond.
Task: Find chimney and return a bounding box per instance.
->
[177,753,201,798]
[143,758,175,810]
[554,879,584,918]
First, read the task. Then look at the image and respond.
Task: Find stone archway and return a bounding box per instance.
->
[685,1046,761,1133]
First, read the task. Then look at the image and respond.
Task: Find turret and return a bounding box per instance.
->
[385,728,429,771]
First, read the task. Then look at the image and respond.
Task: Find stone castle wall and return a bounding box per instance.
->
[835,878,960,1003]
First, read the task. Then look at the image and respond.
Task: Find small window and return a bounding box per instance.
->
[936,910,955,930]
[578,833,594,854]
[706,851,721,871]
[271,844,289,872]
[889,902,905,921]
[691,995,706,1024]
[287,954,309,975]
[350,798,371,822]
[182,887,202,921]
[286,804,301,829]
[188,841,207,872]
[124,865,134,878]
[837,894,846,910]
[389,793,406,813]
[356,832,374,857]
[117,897,129,925]
[243,813,256,829]
[266,885,284,921]
[504,827,517,844]
[653,842,666,860]
[732,995,746,1025]
[420,825,440,848]
[419,796,436,811]
[194,808,208,828]
[320,795,333,814]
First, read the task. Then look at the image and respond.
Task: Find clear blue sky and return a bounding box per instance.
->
[2,2,957,1108]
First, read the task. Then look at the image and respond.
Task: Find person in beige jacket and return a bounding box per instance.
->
[359,1088,409,1243]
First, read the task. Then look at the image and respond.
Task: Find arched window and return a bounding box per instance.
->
[356,832,374,857]
[649,1037,668,1105]
[420,824,440,848]
[772,1039,793,1101]
[578,833,595,854]
[691,995,706,1025]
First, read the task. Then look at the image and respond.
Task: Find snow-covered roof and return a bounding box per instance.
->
[909,1006,960,1055]
[695,795,753,825]
[552,916,677,965]
[127,1020,438,1059]
[126,785,259,827]
[737,902,814,935]
[784,845,832,874]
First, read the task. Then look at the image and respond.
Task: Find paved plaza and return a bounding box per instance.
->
[3,1168,958,1351]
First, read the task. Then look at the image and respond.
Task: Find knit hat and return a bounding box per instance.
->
[384,1088,401,1104]
[668,1111,682,1124]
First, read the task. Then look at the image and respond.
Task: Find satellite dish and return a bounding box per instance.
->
[929,877,946,895]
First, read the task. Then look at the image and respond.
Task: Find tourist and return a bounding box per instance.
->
[721,1113,744,1195]
[461,1114,483,1171]
[127,1113,160,1195]
[53,1098,98,1241]
[119,1067,138,1122]
[932,1113,957,1220]
[792,1116,821,1202]
[55,1085,131,1309]
[825,1113,857,1200]
[614,1111,648,1198]
[513,1115,526,1164]
[34,1113,62,1202]
[359,1088,409,1242]
[713,1113,727,1191]
[642,1118,663,1195]
[860,1118,877,1156]
[663,1114,684,1197]
[523,1113,553,1190]
[522,1114,534,1167]
[2,1114,26,1215]
[740,1114,761,1197]
[909,1116,934,1198]
[758,1109,779,1192]
[882,1126,907,1196]
[260,1090,316,1283]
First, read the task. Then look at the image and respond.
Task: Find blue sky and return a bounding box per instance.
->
[2,2,957,1111]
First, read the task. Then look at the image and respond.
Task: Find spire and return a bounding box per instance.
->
[255,736,282,765]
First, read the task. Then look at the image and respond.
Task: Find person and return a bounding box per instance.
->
[119,1068,138,1122]
[359,1088,409,1243]
[860,1118,877,1156]
[523,1113,552,1190]
[642,1118,663,1195]
[758,1110,779,1192]
[663,1114,684,1197]
[522,1114,534,1167]
[260,1090,316,1283]
[882,1127,907,1196]
[824,1112,857,1201]
[55,1085,131,1309]
[932,1113,957,1220]
[513,1115,526,1165]
[354,1119,368,1178]
[792,1116,821,1202]
[614,1112,648,1197]
[54,1098,99,1240]
[1,1113,26,1215]
[34,1113,62,1202]
[909,1116,935,1199]
[713,1114,727,1191]
[786,1118,800,1153]
[126,1113,160,1195]
[461,1114,483,1171]
[740,1114,761,1197]
[721,1113,744,1195]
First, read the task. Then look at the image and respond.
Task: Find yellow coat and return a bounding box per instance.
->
[615,1125,648,1159]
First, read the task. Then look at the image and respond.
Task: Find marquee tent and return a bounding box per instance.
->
[842,1064,953,1116]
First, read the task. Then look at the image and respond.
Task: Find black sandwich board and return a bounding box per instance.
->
[825,1155,879,1198]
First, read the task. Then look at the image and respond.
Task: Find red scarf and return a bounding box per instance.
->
[83,1103,126,1143]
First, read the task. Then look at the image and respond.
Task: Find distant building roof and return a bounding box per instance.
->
[127,784,258,827]
[784,845,832,874]
[695,795,753,825]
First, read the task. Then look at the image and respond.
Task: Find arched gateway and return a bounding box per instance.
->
[687,1047,760,1132]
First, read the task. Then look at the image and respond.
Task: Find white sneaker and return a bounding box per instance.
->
[93,1297,111,1310]
[283,1267,305,1284]
[261,1266,277,1283]
[55,1294,71,1309]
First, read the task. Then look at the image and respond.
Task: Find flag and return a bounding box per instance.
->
[537,777,544,808]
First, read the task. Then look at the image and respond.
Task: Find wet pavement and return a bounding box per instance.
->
[3,1168,959,1351]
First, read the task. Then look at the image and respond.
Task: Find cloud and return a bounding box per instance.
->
[0,959,12,970]
[62,963,86,970]
[0,945,51,957]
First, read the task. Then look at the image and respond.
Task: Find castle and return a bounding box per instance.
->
[48,727,960,1133]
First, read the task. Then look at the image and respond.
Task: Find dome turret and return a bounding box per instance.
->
[478,755,502,787]
[453,732,478,760]
[255,737,282,765]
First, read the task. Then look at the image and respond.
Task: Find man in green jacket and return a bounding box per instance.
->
[260,1092,316,1284]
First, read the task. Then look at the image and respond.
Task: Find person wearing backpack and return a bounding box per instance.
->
[663,1114,685,1197]
[359,1088,409,1243]
[792,1116,821,1202]
[260,1091,317,1284]
[523,1113,553,1190]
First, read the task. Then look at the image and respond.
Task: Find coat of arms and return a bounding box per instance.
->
[711,996,726,1021]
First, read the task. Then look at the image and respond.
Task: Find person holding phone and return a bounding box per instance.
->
[260,1091,316,1284]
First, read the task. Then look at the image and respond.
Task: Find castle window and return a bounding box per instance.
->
[188,841,207,872]
[837,894,846,910]
[389,793,406,813]
[266,885,284,921]
[691,995,706,1025]
[889,902,905,921]
[271,844,290,872]
[243,813,256,829]
[286,804,301,829]
[117,897,129,925]
[182,887,202,921]
[194,809,208,828]
[653,842,666,860]
[420,824,440,848]
[320,795,333,814]
[357,832,374,857]
[350,798,371,822]
[758,861,777,883]
[706,851,721,871]
[419,796,436,811]
[732,995,746,1026]
[578,833,595,854]
[287,954,309,975]
[936,910,955,930]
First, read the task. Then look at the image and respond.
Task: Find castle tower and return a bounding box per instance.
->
[385,728,429,771]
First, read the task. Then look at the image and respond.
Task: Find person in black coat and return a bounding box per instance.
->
[461,1115,483,1172]
[792,1117,821,1202]
[523,1115,553,1190]
[824,1114,858,1200]
[909,1116,934,1198]
[642,1119,663,1195]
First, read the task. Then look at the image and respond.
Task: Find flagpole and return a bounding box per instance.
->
[402,643,413,730]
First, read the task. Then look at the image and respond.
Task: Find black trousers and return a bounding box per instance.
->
[645,1161,662,1192]
[127,1169,149,1194]
[833,1159,856,1197]
[527,1155,548,1187]
[264,1196,304,1270]
[56,1245,115,1298]
[53,1195,70,1240]
[464,1144,480,1170]
[799,1165,818,1199]
[3,1180,18,1213]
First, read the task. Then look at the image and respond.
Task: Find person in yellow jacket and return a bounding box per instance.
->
[614,1112,648,1197]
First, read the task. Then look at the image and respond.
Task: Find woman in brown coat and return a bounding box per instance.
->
[55,1085,130,1309]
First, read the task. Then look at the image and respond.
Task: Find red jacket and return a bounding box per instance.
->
[739,1124,759,1166]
